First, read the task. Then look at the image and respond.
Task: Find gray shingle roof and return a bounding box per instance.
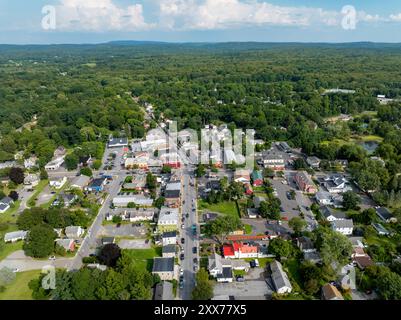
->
[153,257,174,272]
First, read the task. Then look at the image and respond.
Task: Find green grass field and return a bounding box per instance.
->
[198,200,240,218]
[123,247,162,271]
[0,201,23,261]
[0,270,42,300]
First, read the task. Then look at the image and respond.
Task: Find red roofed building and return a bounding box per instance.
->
[244,183,254,195]
[223,242,260,259]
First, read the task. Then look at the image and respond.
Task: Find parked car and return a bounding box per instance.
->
[181,238,185,244]
[192,247,197,254]
[186,213,189,218]
[193,258,198,264]
[180,254,185,261]
[236,276,245,282]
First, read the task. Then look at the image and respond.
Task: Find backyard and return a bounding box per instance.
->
[0,270,41,300]
[198,200,240,219]
[123,247,162,271]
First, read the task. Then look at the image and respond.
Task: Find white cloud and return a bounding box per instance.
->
[55,0,152,31]
[157,0,341,30]
[390,13,401,22]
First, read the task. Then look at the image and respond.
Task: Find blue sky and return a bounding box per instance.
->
[1,0,401,44]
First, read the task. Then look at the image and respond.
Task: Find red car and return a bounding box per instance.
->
[281,216,289,221]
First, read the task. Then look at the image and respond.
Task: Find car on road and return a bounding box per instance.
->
[186,213,189,218]
[192,247,197,254]
[181,238,185,244]
[236,276,245,282]
[49,256,56,260]
[116,223,121,228]
[181,224,185,229]
[193,258,198,265]
[180,268,184,276]
[12,268,20,273]
[179,281,184,289]
[180,254,185,261]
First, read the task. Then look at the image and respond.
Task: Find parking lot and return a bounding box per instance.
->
[36,185,55,206]
[270,176,300,220]
[101,224,147,238]
[214,280,272,299]
[118,239,151,249]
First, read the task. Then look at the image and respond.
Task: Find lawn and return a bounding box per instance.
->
[0,202,23,261]
[244,257,273,269]
[123,247,162,272]
[283,258,303,292]
[244,224,253,235]
[198,200,240,218]
[0,270,42,300]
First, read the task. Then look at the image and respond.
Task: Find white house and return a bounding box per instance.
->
[0,197,14,213]
[45,156,65,171]
[321,174,352,194]
[112,195,153,207]
[24,156,38,169]
[331,219,354,236]
[4,230,28,243]
[24,173,40,189]
[65,226,84,239]
[208,253,234,283]
[320,206,347,222]
[49,176,67,189]
[162,231,177,246]
[158,207,179,230]
[270,260,293,294]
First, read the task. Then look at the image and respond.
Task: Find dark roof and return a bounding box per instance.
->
[89,178,106,188]
[165,189,180,199]
[217,267,233,280]
[162,244,176,254]
[108,137,128,146]
[1,196,13,205]
[152,257,174,272]
[320,206,346,219]
[162,231,177,239]
[297,237,315,251]
[376,207,393,220]
[206,180,221,190]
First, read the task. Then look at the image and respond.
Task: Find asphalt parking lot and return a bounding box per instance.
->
[36,185,54,206]
[101,224,147,238]
[214,280,272,299]
[270,177,300,220]
[118,239,151,249]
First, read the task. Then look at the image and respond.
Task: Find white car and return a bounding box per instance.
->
[180,268,184,276]
[49,256,56,260]
[12,268,20,273]
[181,224,185,229]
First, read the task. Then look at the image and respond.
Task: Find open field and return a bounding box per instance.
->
[123,247,162,271]
[198,200,240,218]
[0,270,41,300]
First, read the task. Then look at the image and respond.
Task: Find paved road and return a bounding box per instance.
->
[67,147,128,271]
[180,166,199,300]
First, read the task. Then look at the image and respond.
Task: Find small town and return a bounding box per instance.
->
[1,100,400,301]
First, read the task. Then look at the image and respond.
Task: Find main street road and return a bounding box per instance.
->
[180,165,199,300]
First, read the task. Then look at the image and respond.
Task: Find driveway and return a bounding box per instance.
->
[36,186,54,206]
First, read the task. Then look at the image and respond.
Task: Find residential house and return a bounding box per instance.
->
[71,175,91,190]
[65,226,84,239]
[0,197,14,213]
[4,230,28,243]
[158,207,179,231]
[320,206,347,222]
[162,231,177,246]
[247,208,259,219]
[49,176,67,189]
[208,253,233,283]
[375,207,397,223]
[234,169,251,184]
[45,157,65,171]
[297,237,316,253]
[85,178,107,192]
[152,257,176,281]
[162,244,176,258]
[315,191,333,206]
[52,193,78,208]
[164,189,181,208]
[372,223,390,236]
[321,284,344,300]
[295,171,317,194]
[24,155,38,169]
[261,152,285,171]
[24,173,40,189]
[339,264,356,291]
[319,174,351,194]
[78,155,92,167]
[251,170,263,186]
[123,174,146,191]
[306,156,321,169]
[269,260,293,294]
[112,195,153,207]
[222,242,266,259]
[108,137,128,148]
[56,239,75,252]
[154,281,174,301]
[331,219,354,236]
